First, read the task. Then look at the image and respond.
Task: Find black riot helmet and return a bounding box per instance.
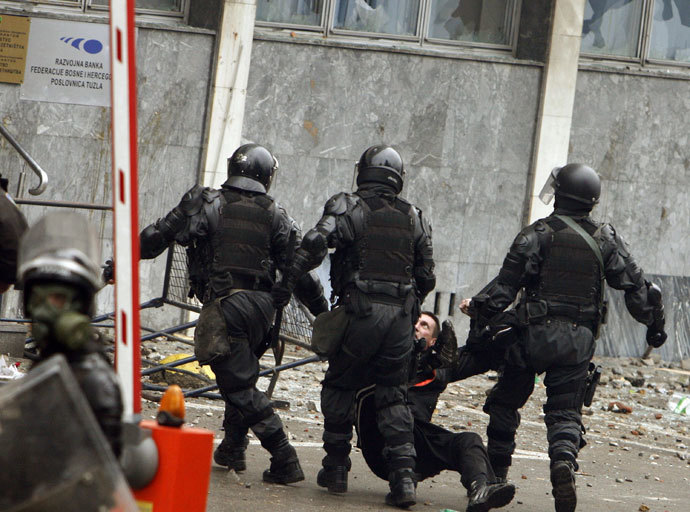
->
[17,211,103,315]
[539,163,601,210]
[355,145,405,194]
[224,143,279,194]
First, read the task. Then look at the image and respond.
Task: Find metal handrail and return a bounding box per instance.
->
[0,123,48,195]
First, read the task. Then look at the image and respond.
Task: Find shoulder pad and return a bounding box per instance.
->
[179,184,207,216]
[324,192,352,216]
[201,187,221,203]
[602,223,631,258]
[275,201,301,232]
[416,207,432,237]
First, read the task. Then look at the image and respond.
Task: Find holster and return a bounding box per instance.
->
[583,363,602,407]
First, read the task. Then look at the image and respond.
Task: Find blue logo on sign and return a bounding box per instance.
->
[60,36,104,55]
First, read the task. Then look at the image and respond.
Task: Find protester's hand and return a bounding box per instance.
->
[271,283,292,309]
[646,325,667,348]
[102,259,114,285]
[459,298,472,316]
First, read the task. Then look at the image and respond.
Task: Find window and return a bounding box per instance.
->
[0,0,185,17]
[581,0,690,66]
[649,0,690,63]
[333,0,421,37]
[255,0,518,51]
[427,0,513,45]
[91,1,183,13]
[256,0,324,28]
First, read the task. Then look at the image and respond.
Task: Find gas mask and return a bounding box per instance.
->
[27,283,93,351]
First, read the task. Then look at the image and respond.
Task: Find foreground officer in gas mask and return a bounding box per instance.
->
[460,164,667,512]
[273,146,435,508]
[139,144,328,484]
[18,212,123,457]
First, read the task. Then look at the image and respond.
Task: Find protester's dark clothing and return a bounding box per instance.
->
[474,209,658,471]
[355,385,495,491]
[408,346,495,422]
[140,184,327,450]
[0,193,28,285]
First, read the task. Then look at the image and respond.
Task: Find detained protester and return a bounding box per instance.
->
[17,212,124,457]
[138,144,328,484]
[460,164,667,512]
[272,146,435,507]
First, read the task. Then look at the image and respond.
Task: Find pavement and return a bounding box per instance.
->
[138,342,690,512]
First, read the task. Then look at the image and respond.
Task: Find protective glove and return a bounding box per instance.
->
[433,319,458,368]
[102,259,115,284]
[646,325,667,348]
[271,283,292,309]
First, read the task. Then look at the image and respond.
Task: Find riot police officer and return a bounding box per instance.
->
[139,144,328,484]
[462,164,667,512]
[18,212,124,457]
[273,145,436,508]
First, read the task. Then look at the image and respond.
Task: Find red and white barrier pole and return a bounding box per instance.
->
[109,0,141,416]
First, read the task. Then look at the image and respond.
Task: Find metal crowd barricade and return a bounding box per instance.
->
[139,243,318,401]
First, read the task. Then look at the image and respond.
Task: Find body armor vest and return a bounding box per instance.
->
[526,217,602,316]
[331,193,415,297]
[206,189,274,297]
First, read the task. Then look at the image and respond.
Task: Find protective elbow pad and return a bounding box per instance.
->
[140,224,169,259]
[302,228,328,260]
[159,207,187,238]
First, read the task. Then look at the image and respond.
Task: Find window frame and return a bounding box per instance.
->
[254,0,522,54]
[0,0,187,19]
[579,0,690,69]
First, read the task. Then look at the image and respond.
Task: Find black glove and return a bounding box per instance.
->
[646,325,667,348]
[271,283,292,309]
[434,319,458,368]
[102,259,114,284]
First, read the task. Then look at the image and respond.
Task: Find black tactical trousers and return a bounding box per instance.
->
[484,320,595,471]
[321,302,416,475]
[210,291,284,449]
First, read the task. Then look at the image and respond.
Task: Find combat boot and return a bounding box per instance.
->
[550,460,576,512]
[317,456,351,494]
[385,469,417,509]
[466,479,516,512]
[261,431,304,484]
[213,437,248,472]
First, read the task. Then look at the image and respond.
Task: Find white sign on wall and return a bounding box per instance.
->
[21,18,111,107]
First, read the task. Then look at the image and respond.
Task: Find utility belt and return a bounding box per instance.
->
[206,272,272,302]
[518,299,605,329]
[343,280,417,318]
[353,279,414,300]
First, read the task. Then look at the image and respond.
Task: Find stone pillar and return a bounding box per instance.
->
[202,0,257,189]
[527,0,587,223]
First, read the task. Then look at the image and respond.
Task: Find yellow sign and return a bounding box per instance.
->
[0,15,30,84]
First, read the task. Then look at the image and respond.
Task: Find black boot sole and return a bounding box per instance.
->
[551,463,577,512]
[263,463,305,485]
[213,452,246,472]
[317,469,348,493]
[385,492,416,509]
[467,483,516,512]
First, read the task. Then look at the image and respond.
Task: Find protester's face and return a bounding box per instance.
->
[415,314,438,350]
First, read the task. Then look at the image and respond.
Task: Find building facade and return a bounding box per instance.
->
[0,0,687,360]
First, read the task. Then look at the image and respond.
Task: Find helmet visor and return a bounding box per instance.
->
[538,167,560,205]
